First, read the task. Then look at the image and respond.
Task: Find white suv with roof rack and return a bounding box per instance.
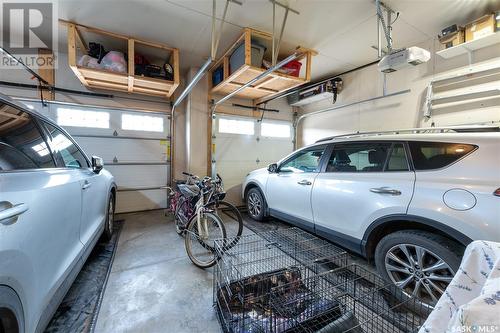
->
[242,126,500,306]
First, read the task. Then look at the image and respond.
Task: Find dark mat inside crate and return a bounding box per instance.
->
[44,219,124,333]
[216,267,346,333]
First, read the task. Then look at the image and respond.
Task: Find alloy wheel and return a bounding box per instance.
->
[384,244,455,306]
[247,192,262,218]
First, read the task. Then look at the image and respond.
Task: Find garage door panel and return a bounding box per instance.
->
[216,137,260,162]
[215,116,293,205]
[74,137,169,163]
[256,139,292,162]
[21,100,171,212]
[116,189,166,213]
[105,165,168,188]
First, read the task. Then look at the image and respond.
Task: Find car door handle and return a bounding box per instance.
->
[297,180,312,186]
[0,203,29,225]
[370,187,402,195]
[82,181,92,190]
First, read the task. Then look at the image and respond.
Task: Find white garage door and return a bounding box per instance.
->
[23,100,170,213]
[214,114,293,204]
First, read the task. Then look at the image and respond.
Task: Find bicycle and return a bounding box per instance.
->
[175,176,227,268]
[166,172,243,268]
[171,172,243,241]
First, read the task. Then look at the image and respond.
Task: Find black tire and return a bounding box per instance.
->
[246,187,266,221]
[0,286,24,333]
[211,201,243,238]
[184,212,226,269]
[211,200,243,250]
[102,192,115,241]
[375,230,463,309]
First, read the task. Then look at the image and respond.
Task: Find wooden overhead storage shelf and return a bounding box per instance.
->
[209,28,315,102]
[64,21,179,98]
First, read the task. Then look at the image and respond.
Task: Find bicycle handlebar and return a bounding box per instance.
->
[182,171,194,177]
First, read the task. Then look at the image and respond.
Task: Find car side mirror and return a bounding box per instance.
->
[92,156,104,174]
[267,163,278,173]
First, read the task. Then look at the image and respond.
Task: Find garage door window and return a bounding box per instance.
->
[57,107,110,129]
[218,118,254,135]
[121,114,164,132]
[0,103,56,170]
[43,123,89,168]
[261,122,291,138]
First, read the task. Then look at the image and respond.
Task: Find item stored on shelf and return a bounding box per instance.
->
[282,60,302,77]
[262,59,302,76]
[77,55,100,69]
[465,14,496,41]
[135,63,174,81]
[438,25,465,48]
[88,42,106,62]
[100,51,127,73]
[230,41,266,74]
[440,24,460,37]
[212,66,224,86]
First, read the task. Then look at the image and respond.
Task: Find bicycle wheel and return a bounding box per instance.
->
[210,201,243,248]
[184,212,226,268]
[174,196,191,235]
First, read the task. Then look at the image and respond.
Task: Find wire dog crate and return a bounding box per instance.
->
[270,264,430,333]
[213,227,349,333]
[213,228,429,333]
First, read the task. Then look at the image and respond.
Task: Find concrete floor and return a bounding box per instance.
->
[95,210,220,333]
[95,210,373,333]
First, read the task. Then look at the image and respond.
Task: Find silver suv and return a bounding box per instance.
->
[0,94,116,333]
[243,128,500,306]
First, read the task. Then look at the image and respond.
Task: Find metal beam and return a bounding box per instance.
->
[0,47,49,85]
[173,57,213,109]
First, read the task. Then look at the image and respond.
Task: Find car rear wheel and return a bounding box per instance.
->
[375,230,462,308]
[102,192,115,241]
[0,287,23,333]
[246,188,266,221]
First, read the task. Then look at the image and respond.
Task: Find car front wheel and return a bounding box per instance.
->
[246,188,266,221]
[375,230,462,308]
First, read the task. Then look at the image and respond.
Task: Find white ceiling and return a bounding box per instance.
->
[56,0,497,80]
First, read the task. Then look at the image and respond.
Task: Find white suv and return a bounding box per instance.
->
[243,128,500,306]
[0,94,116,333]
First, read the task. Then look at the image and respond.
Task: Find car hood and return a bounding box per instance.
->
[248,167,268,176]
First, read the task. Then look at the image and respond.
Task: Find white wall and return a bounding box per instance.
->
[297,37,500,147]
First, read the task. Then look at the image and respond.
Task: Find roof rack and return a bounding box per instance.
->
[315,125,500,143]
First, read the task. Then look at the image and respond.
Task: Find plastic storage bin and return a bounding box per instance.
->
[283,60,302,77]
[230,41,266,74]
[212,66,224,86]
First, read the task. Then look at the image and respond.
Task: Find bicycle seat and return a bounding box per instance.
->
[178,184,200,198]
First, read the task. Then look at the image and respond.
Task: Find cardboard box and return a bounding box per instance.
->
[465,14,496,41]
[439,28,465,48]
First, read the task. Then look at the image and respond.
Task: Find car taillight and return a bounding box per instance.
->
[495,188,500,197]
